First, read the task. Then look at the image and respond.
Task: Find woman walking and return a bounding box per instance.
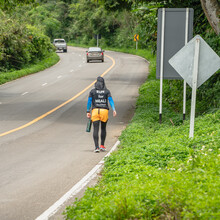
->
[86,76,117,152]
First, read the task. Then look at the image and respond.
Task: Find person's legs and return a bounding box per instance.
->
[93,120,100,150]
[92,109,108,152]
[100,121,107,146]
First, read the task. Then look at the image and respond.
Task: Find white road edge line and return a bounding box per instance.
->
[21,92,29,96]
[35,140,120,220]
[42,83,48,86]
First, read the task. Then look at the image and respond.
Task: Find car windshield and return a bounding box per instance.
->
[55,40,65,43]
[88,47,102,52]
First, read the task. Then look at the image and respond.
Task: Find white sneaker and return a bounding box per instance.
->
[94,147,100,153]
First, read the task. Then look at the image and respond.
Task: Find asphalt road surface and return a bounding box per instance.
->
[0,46,149,220]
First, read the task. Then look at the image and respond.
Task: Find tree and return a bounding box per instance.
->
[0,0,35,11]
[200,0,220,35]
[95,0,133,11]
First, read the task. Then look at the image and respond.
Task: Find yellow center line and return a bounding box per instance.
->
[0,54,115,137]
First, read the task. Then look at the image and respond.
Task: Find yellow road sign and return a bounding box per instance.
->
[134,34,139,41]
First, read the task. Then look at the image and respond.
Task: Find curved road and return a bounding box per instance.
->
[0,47,149,220]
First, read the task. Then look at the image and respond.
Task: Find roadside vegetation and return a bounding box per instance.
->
[63,2,219,218]
[0,52,59,85]
[0,3,59,83]
[0,0,219,218]
[2,0,217,113]
[64,49,220,219]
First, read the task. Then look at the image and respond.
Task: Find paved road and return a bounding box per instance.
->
[0,47,149,220]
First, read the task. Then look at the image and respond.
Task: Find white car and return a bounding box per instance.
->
[53,39,67,53]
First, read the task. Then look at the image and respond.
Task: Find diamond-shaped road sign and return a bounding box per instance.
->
[169,35,220,88]
[134,34,139,41]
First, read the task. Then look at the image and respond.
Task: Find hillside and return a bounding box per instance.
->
[0,1,219,218]
[64,49,220,219]
[1,0,219,113]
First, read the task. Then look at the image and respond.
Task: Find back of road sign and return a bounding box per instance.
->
[169,35,220,88]
[156,8,194,79]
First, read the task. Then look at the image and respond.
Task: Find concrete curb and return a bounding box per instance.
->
[36,140,120,220]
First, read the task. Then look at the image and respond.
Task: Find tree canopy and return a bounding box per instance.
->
[0,0,219,71]
[0,0,35,10]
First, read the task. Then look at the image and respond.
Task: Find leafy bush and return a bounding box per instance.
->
[0,13,55,72]
[0,14,32,71]
[27,24,55,60]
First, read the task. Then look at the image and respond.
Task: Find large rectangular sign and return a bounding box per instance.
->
[156,8,194,79]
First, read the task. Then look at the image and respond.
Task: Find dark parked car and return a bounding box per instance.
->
[86,47,104,63]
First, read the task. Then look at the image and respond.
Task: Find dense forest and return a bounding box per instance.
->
[0,0,219,113]
[1,0,219,69]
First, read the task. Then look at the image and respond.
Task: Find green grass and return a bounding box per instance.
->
[0,52,59,85]
[64,48,220,219]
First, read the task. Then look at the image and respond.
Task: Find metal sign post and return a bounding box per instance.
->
[189,38,200,138]
[156,8,194,124]
[169,35,220,138]
[183,8,189,121]
[159,8,165,124]
[134,34,139,50]
[94,34,101,47]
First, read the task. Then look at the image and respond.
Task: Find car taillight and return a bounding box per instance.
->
[101,52,103,55]
[87,53,88,55]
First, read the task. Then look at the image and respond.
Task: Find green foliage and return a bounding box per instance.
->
[27,25,55,58]
[163,70,220,116]
[98,0,133,11]
[64,51,220,219]
[0,15,31,71]
[196,71,220,113]
[67,0,108,44]
[0,52,59,85]
[0,0,35,11]
[8,0,219,57]
[131,2,161,54]
[25,1,70,39]
[0,13,55,72]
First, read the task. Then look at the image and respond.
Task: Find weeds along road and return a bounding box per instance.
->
[0,46,149,220]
